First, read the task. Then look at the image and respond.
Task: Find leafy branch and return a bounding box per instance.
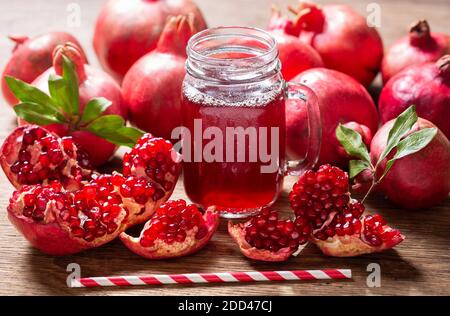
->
[336,105,437,203]
[5,56,144,147]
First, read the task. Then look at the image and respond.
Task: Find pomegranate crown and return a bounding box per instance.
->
[437,55,450,77]
[409,20,433,46]
[157,14,197,56]
[53,42,87,82]
[8,35,29,52]
[268,2,325,36]
[5,57,145,148]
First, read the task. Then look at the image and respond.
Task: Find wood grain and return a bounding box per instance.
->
[0,0,449,296]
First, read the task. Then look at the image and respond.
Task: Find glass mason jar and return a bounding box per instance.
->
[179,27,321,218]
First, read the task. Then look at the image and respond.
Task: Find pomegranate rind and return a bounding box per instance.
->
[228,221,295,262]
[7,186,127,255]
[312,221,405,257]
[120,207,219,259]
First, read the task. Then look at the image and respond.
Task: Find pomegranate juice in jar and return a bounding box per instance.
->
[181,86,285,215]
[180,27,321,218]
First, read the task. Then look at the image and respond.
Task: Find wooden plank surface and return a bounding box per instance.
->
[0,0,449,296]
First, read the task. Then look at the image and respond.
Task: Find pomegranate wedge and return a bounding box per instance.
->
[228,209,307,262]
[120,200,219,259]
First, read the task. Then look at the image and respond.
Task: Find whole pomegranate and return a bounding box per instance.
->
[28,43,127,167]
[267,7,323,80]
[289,68,378,168]
[122,15,195,140]
[379,55,450,139]
[93,0,207,81]
[381,20,449,84]
[121,199,219,259]
[1,125,181,255]
[371,118,450,209]
[1,32,87,106]
[288,2,384,87]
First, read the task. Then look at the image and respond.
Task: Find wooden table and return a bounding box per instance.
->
[0,0,449,296]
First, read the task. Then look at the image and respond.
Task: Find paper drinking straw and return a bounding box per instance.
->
[70,269,352,288]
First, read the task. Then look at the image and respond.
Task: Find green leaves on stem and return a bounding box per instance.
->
[336,105,437,202]
[6,55,144,148]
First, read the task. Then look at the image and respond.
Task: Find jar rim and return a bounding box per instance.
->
[186,26,280,83]
[186,26,278,64]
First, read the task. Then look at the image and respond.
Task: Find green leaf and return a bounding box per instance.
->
[80,98,112,124]
[381,127,438,179]
[48,74,71,115]
[84,115,144,147]
[61,55,80,116]
[336,124,371,164]
[5,76,60,112]
[14,102,65,125]
[377,105,417,165]
[116,126,145,145]
[349,160,371,179]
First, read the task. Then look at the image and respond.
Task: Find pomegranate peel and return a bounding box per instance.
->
[120,200,219,259]
[379,55,450,140]
[228,221,296,262]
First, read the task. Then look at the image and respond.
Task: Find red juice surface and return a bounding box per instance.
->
[181,85,286,211]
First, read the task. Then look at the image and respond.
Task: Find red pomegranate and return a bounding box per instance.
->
[122,15,196,140]
[289,165,404,257]
[1,125,181,255]
[93,0,207,81]
[290,68,378,168]
[121,199,219,259]
[381,20,449,84]
[379,55,450,139]
[229,164,404,260]
[286,2,384,87]
[2,32,86,106]
[28,43,127,167]
[370,118,450,210]
[268,6,323,80]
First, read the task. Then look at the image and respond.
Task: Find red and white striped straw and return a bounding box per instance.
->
[70,269,351,288]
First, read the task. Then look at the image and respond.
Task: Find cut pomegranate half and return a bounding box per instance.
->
[7,183,128,255]
[7,172,174,255]
[228,209,306,262]
[120,200,219,259]
[0,125,93,191]
[313,202,405,257]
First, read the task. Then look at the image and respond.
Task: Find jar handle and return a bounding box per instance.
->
[284,82,322,176]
